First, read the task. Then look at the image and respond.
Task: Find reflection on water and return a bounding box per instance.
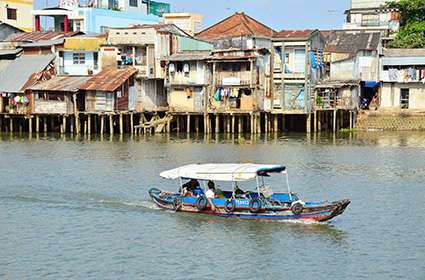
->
[1,131,424,280]
[2,130,425,148]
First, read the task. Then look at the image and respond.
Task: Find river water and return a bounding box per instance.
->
[0,132,424,280]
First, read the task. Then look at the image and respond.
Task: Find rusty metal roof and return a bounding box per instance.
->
[165,50,211,61]
[79,68,137,92]
[196,12,276,41]
[7,31,82,42]
[274,30,315,40]
[29,76,91,92]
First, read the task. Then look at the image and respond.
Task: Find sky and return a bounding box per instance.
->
[35,0,351,31]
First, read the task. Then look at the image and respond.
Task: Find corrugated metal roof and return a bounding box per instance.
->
[382,57,425,66]
[7,31,82,42]
[383,48,425,57]
[165,51,211,61]
[0,54,55,93]
[79,68,137,92]
[28,76,91,92]
[0,48,22,56]
[196,12,276,41]
[21,39,64,47]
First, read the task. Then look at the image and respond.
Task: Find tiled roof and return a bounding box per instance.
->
[274,29,314,39]
[79,68,137,92]
[195,12,275,40]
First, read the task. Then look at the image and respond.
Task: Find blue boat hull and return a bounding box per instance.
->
[149,188,350,222]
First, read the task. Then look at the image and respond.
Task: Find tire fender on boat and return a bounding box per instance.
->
[291,202,303,215]
[249,198,262,213]
[196,196,207,211]
[224,199,236,213]
[173,197,182,211]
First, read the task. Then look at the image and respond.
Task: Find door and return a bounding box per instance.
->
[400,88,409,109]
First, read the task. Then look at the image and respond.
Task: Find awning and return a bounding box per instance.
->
[160,164,286,182]
[363,81,381,88]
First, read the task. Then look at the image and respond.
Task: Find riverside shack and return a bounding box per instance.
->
[79,67,137,113]
[27,75,90,115]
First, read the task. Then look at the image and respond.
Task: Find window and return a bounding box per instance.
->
[73,53,85,65]
[7,8,17,20]
[400,88,409,109]
[129,0,138,7]
[361,14,380,27]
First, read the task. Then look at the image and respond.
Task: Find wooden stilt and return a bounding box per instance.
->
[274,114,278,133]
[130,113,134,135]
[176,116,180,133]
[318,111,321,132]
[35,116,39,133]
[265,113,268,134]
[43,116,47,132]
[187,114,190,134]
[215,114,219,134]
[83,117,87,135]
[250,114,254,134]
[70,116,74,134]
[195,115,199,133]
[349,111,353,130]
[9,117,13,132]
[119,113,123,135]
[100,115,104,136]
[230,114,234,134]
[28,117,32,134]
[86,114,90,135]
[281,115,286,132]
[109,114,114,135]
[257,113,261,134]
[63,115,67,134]
[306,113,311,133]
[333,110,337,132]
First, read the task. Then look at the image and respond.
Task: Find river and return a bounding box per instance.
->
[1,132,424,279]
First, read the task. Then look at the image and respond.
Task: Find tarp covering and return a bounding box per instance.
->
[160,164,286,182]
[363,81,381,88]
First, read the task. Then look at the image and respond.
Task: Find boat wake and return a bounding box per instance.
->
[96,199,161,211]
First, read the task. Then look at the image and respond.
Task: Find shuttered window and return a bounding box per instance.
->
[7,8,17,20]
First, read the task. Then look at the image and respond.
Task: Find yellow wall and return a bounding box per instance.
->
[0,0,33,31]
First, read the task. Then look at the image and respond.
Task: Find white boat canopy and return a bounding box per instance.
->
[160,164,286,182]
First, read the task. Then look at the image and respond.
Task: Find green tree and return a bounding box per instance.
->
[384,0,425,48]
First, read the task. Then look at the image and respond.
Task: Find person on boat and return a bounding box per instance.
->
[205,181,217,211]
[181,179,200,196]
[234,184,247,198]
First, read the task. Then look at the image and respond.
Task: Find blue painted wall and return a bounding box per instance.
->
[79,8,160,33]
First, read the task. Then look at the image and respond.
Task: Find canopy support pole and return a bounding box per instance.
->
[285,173,292,200]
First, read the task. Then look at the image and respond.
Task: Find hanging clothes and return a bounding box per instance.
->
[407,67,416,80]
[230,88,239,98]
[214,88,221,101]
[388,68,398,81]
[309,51,318,69]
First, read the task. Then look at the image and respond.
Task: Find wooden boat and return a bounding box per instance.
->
[149,164,350,222]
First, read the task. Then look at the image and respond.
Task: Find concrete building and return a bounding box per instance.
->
[31,6,160,33]
[0,0,33,32]
[272,30,326,115]
[163,13,203,36]
[343,0,400,38]
[57,35,107,76]
[379,49,425,111]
